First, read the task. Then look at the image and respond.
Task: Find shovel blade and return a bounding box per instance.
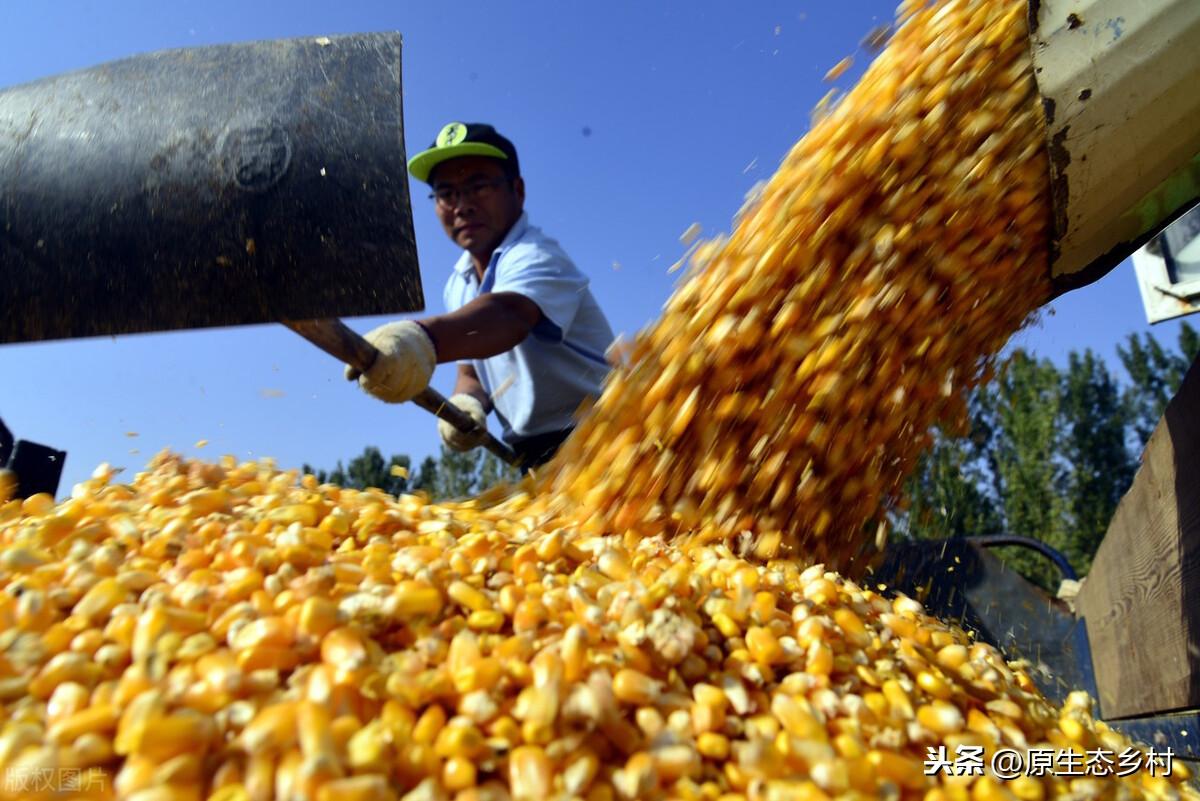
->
[0,32,423,344]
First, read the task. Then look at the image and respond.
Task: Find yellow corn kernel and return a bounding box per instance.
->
[296,596,338,641]
[917,701,965,735]
[1008,776,1045,801]
[47,681,91,724]
[867,750,927,790]
[320,627,371,670]
[1059,716,1086,743]
[513,598,548,632]
[824,55,854,81]
[615,751,658,799]
[803,579,838,605]
[443,755,478,791]
[489,714,521,749]
[745,626,786,665]
[831,608,867,645]
[413,705,447,745]
[806,640,834,677]
[73,577,127,621]
[563,749,600,796]
[21,492,55,516]
[881,680,914,720]
[114,754,159,797]
[697,732,730,760]
[613,669,660,706]
[209,784,252,801]
[509,745,553,801]
[237,644,300,673]
[936,644,969,670]
[772,694,825,741]
[712,612,741,640]
[448,580,492,613]
[635,706,666,739]
[916,670,953,701]
[231,616,294,651]
[241,703,299,754]
[597,550,632,581]
[653,744,701,782]
[462,609,502,632]
[434,720,486,759]
[394,580,444,617]
[29,651,95,698]
[297,700,337,762]
[47,704,120,744]
[134,713,216,762]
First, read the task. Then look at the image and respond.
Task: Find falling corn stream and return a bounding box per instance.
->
[2,0,1196,799]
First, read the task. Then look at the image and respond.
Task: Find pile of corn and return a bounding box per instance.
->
[0,455,1194,801]
[542,0,1053,572]
[4,0,1197,799]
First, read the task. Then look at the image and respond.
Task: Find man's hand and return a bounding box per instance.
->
[344,321,436,403]
[438,394,489,452]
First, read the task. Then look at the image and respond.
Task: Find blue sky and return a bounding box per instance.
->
[2,1,1192,495]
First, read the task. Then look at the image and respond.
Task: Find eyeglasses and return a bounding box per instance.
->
[428,177,511,209]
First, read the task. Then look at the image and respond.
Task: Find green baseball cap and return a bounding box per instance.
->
[407,122,520,183]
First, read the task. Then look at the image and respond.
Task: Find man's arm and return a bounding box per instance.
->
[420,292,541,363]
[453,363,491,412]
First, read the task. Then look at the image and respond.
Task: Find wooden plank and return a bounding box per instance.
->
[1076,353,1200,719]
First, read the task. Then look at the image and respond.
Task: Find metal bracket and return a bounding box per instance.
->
[0,416,66,499]
[1153,280,1200,302]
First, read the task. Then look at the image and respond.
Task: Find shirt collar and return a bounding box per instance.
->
[451,212,531,277]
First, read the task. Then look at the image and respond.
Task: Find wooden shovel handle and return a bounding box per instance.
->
[283,318,520,466]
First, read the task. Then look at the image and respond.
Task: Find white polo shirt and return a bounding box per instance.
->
[443,212,614,444]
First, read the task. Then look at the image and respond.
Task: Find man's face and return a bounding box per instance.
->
[429,157,525,257]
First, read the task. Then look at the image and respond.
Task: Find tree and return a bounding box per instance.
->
[901,351,1068,589]
[302,447,410,495]
[902,326,1198,591]
[1117,320,1199,448]
[309,445,523,503]
[1059,350,1134,573]
[904,394,1000,542]
[419,447,522,501]
[410,456,440,496]
[433,447,482,500]
[478,451,523,493]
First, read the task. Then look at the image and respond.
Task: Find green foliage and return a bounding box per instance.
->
[1059,350,1134,574]
[904,325,1196,590]
[1118,321,1199,448]
[988,352,1064,535]
[905,400,1000,542]
[479,451,524,491]
[982,351,1068,589]
[410,456,440,495]
[302,446,410,495]
[434,447,483,500]
[306,446,521,502]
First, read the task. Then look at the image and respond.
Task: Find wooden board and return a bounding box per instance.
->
[1076,353,1200,719]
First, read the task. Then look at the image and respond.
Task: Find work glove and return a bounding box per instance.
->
[344,321,436,403]
[438,394,489,452]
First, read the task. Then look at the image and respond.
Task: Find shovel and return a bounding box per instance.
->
[284,319,518,465]
[0,32,517,466]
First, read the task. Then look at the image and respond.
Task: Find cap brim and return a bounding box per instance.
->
[407,142,510,182]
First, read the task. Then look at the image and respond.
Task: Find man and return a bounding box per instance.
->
[346,122,614,469]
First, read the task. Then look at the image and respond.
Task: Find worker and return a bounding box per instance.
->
[346,122,615,470]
